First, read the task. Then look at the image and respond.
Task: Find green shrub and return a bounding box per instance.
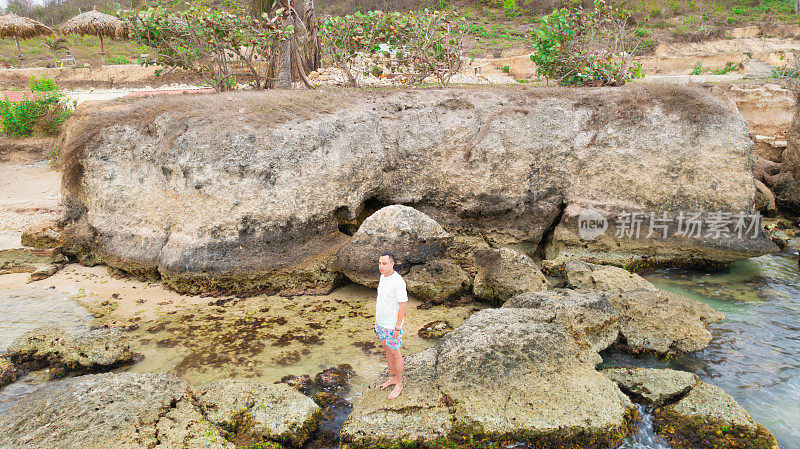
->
[105,55,132,65]
[29,74,57,92]
[0,76,73,138]
[712,61,738,74]
[691,59,703,75]
[530,0,643,86]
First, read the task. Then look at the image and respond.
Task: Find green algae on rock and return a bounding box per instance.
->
[652,382,779,449]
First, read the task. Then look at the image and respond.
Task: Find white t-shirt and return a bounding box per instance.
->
[375,270,408,330]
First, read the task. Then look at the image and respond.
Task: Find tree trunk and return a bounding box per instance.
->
[99,34,105,54]
[275,0,293,88]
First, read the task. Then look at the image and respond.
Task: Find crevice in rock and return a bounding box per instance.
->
[336,196,387,236]
[535,200,566,262]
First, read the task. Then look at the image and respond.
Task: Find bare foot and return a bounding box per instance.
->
[388,384,403,399]
[379,375,397,390]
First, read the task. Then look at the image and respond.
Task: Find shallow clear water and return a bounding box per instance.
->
[609,242,800,449]
[0,276,92,414]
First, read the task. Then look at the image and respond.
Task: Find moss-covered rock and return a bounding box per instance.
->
[653,382,778,449]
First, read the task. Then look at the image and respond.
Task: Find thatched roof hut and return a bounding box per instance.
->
[0,13,54,56]
[60,6,125,54]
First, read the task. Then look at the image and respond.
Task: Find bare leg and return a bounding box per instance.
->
[388,347,404,399]
[379,341,397,390]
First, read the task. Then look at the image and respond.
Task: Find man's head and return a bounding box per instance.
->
[378,252,395,276]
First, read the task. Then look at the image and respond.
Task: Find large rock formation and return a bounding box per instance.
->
[335,205,453,287]
[0,372,323,449]
[609,290,725,356]
[194,379,321,447]
[340,308,636,448]
[501,288,723,357]
[502,289,619,352]
[6,325,137,378]
[472,247,548,304]
[59,86,776,295]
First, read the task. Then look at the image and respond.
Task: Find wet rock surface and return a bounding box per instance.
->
[502,288,619,352]
[417,320,455,339]
[0,356,18,389]
[602,367,699,406]
[0,371,337,449]
[195,379,321,447]
[563,260,658,292]
[6,325,137,378]
[652,381,779,449]
[472,247,547,304]
[341,307,636,448]
[404,259,471,303]
[609,289,725,356]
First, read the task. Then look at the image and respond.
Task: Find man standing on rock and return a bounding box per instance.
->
[374,252,408,400]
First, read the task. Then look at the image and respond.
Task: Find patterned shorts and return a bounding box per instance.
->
[374,323,402,350]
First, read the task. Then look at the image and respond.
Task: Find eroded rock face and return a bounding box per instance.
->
[60,87,775,295]
[335,205,453,288]
[195,379,321,447]
[563,260,658,293]
[502,289,619,352]
[404,259,472,303]
[609,290,725,356]
[653,382,779,449]
[0,372,214,449]
[340,308,635,448]
[6,325,137,378]
[472,247,547,304]
[602,367,698,406]
[21,220,62,249]
[0,372,331,449]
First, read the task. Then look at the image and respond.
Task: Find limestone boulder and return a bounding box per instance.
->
[335,205,452,288]
[653,382,779,449]
[6,325,137,377]
[503,289,619,352]
[602,367,698,406]
[609,290,725,356]
[0,372,223,449]
[341,308,636,448]
[194,379,321,447]
[563,260,658,292]
[472,247,547,304]
[404,259,471,303]
[59,87,775,295]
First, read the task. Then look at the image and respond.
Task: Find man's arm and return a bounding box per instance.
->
[392,278,409,339]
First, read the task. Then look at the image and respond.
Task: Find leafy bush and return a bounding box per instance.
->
[712,61,738,75]
[0,77,73,138]
[29,74,57,92]
[691,59,703,75]
[530,0,643,86]
[105,55,132,65]
[122,5,294,90]
[321,9,465,87]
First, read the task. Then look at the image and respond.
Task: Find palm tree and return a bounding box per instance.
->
[42,36,68,67]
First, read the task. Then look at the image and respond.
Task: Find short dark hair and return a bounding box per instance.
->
[380,252,396,262]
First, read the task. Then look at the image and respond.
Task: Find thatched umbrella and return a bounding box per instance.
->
[60,6,124,54]
[0,13,55,57]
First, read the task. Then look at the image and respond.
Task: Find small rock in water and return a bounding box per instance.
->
[418,320,454,339]
[0,356,19,389]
